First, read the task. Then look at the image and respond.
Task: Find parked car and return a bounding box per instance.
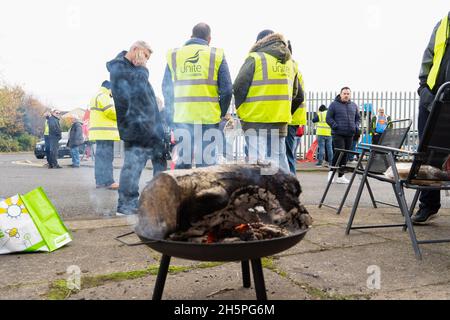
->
[34,132,72,159]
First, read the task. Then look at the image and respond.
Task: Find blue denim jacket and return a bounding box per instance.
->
[162,38,232,126]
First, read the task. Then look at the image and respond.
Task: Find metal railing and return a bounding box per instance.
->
[113,91,420,162]
[302,91,419,161]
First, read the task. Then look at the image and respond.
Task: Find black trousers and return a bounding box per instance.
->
[331,135,353,177]
[418,105,441,212]
[48,136,60,167]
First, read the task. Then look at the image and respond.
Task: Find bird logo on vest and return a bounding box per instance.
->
[181,50,203,74]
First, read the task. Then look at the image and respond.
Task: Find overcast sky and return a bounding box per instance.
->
[0,0,448,110]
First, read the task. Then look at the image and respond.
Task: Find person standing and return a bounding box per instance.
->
[371,108,391,145]
[285,40,306,175]
[43,111,51,166]
[162,22,232,169]
[312,104,333,167]
[234,30,303,173]
[89,80,120,189]
[67,115,84,168]
[326,87,360,183]
[47,109,62,169]
[107,41,167,216]
[412,12,450,224]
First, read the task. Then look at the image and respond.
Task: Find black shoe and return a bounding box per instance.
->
[412,208,439,225]
[54,165,62,169]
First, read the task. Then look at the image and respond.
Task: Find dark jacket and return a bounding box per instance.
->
[326,95,360,137]
[233,33,304,136]
[418,13,450,111]
[68,121,84,148]
[162,38,233,126]
[107,51,164,148]
[48,115,62,140]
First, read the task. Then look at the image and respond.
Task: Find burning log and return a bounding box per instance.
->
[135,164,312,241]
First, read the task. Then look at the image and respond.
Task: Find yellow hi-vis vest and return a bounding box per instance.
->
[44,120,49,136]
[237,52,296,123]
[167,45,224,124]
[88,86,120,141]
[290,60,307,125]
[427,14,449,90]
[316,111,331,136]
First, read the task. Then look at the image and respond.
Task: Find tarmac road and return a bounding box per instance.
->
[1,152,448,220]
[0,153,149,220]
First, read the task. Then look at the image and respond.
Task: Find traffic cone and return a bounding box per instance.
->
[298,139,318,163]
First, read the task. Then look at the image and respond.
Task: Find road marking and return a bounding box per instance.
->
[12,160,46,168]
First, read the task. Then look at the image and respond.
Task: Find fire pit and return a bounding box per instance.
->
[117,164,312,300]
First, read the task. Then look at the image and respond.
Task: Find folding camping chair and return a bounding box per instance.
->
[345,81,450,260]
[319,119,412,214]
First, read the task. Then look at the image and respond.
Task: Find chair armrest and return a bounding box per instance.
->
[359,143,416,155]
[334,148,360,155]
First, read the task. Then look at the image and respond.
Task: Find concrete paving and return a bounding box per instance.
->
[2,207,450,300]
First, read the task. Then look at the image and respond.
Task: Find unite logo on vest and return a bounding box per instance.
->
[181,50,203,74]
[272,61,290,76]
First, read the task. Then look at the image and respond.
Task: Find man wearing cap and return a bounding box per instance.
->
[107,41,167,216]
[47,109,62,169]
[88,80,120,189]
[233,30,303,173]
[162,22,232,168]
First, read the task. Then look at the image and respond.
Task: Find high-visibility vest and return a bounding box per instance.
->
[291,60,307,125]
[167,45,224,124]
[427,14,449,90]
[88,86,120,141]
[375,115,388,133]
[316,111,331,136]
[237,52,295,123]
[44,120,49,136]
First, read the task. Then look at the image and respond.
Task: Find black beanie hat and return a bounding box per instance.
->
[102,80,111,90]
[256,29,274,42]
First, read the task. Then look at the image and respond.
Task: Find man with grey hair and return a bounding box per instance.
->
[107,41,167,216]
[162,22,232,168]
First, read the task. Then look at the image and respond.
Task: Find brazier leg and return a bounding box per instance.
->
[251,259,267,300]
[152,255,171,300]
[241,260,251,288]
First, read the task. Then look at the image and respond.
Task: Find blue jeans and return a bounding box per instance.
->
[117,143,167,213]
[70,146,80,167]
[95,140,115,186]
[285,125,298,174]
[174,123,219,169]
[317,135,333,164]
[246,129,290,174]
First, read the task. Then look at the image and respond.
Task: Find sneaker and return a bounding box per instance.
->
[336,176,350,184]
[327,171,335,183]
[315,162,323,167]
[116,208,137,216]
[412,209,440,225]
[107,183,119,190]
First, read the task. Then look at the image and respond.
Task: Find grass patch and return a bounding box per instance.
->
[46,261,225,300]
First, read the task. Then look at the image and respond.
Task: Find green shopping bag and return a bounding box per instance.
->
[0,187,72,254]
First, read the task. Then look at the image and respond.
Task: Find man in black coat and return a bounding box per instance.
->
[326,87,360,184]
[107,40,167,216]
[47,109,62,169]
[412,12,450,224]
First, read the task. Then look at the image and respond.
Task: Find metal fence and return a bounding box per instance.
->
[114,91,420,162]
[301,91,419,161]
